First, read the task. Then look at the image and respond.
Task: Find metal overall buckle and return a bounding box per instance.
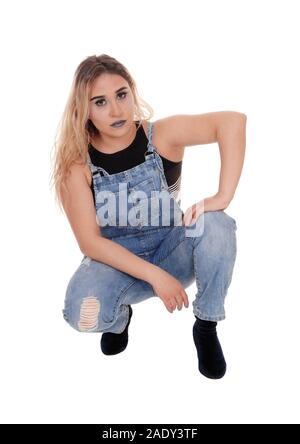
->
[144,149,153,158]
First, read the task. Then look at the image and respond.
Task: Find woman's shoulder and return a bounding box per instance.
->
[142,118,185,163]
[71,160,92,187]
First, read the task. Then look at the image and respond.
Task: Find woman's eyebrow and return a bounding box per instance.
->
[90,86,128,101]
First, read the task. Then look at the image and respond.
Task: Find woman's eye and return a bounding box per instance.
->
[95,92,127,107]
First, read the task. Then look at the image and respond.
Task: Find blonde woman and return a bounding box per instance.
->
[50,54,246,379]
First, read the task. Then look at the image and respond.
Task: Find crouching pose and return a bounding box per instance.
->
[50,53,246,379]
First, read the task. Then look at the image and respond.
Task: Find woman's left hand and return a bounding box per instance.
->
[182,193,229,227]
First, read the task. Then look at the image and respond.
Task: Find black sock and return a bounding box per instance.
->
[100,306,133,355]
[192,316,226,379]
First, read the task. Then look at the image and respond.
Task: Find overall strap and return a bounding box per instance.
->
[86,151,109,177]
[86,152,98,174]
[144,121,154,157]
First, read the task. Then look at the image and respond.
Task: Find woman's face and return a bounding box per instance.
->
[88,73,135,136]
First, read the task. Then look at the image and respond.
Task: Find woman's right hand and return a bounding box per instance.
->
[148,267,189,313]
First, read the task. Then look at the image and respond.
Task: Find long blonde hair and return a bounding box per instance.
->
[49,54,154,213]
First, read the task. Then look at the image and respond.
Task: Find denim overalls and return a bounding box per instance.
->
[62,121,237,333]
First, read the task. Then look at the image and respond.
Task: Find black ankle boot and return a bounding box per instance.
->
[100,306,133,355]
[192,316,226,379]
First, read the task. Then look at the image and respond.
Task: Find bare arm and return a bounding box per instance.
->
[84,232,189,313]
[84,236,159,283]
[60,163,159,284]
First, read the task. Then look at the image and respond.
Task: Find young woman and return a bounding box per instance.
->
[50,54,246,380]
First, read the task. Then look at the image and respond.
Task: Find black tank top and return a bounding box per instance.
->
[88,121,182,205]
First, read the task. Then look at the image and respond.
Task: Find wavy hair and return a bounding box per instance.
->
[49,54,154,213]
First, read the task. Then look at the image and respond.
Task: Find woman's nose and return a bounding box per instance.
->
[110,101,122,116]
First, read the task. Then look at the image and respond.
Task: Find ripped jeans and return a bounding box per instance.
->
[62,210,237,333]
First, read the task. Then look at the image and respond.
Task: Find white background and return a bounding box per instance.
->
[1,0,299,424]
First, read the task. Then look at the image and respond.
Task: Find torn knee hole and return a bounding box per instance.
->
[78,296,100,331]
